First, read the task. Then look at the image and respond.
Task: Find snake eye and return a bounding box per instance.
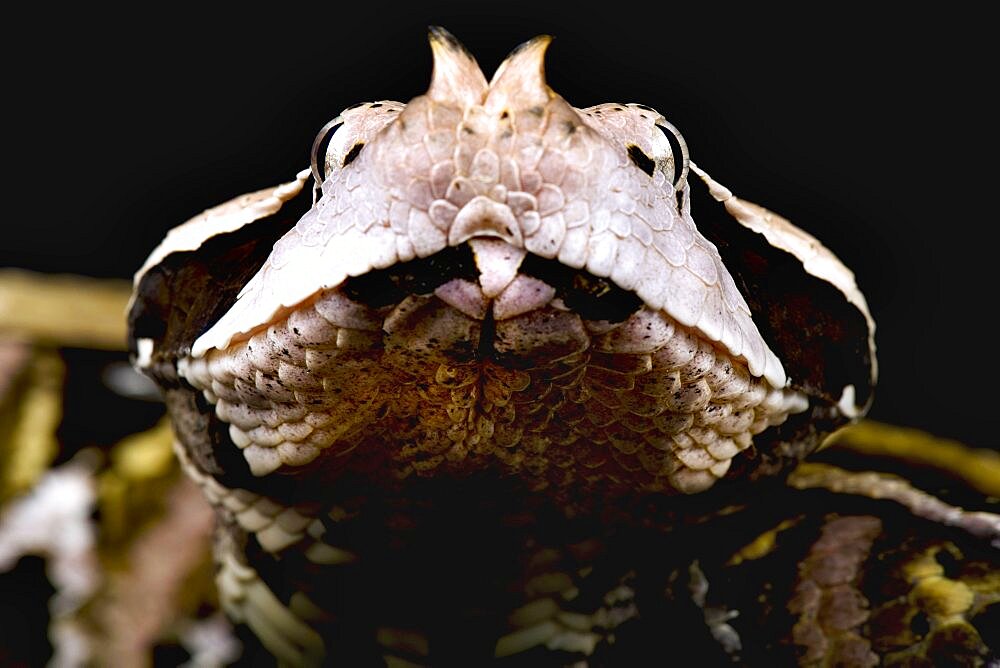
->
[655,118,689,189]
[309,101,407,197]
[310,115,345,189]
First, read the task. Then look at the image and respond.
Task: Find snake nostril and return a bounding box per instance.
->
[448,197,523,246]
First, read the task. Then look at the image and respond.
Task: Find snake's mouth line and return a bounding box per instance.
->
[339,239,643,325]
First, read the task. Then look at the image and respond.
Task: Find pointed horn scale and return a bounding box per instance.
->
[426,26,488,107]
[485,35,553,113]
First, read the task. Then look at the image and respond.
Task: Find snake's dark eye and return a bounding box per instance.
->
[627,144,656,177]
[342,142,365,166]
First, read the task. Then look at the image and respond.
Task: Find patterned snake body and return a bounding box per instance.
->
[128,28,997,666]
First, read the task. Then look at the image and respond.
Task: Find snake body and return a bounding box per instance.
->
[128,28,997,666]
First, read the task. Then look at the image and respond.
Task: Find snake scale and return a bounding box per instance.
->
[127,28,998,666]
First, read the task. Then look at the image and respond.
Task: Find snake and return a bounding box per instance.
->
[127,27,998,666]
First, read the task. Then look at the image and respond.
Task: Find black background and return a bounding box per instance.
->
[6,5,996,451]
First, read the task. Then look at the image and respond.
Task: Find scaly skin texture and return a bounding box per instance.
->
[180,279,803,492]
[127,29,996,666]
[192,35,789,394]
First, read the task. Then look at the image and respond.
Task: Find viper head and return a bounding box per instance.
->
[192,28,788,394]
[136,28,874,492]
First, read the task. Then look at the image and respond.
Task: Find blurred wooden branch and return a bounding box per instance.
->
[827,421,1000,498]
[0,269,131,351]
[0,343,63,502]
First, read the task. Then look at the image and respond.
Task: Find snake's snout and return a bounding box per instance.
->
[448,197,523,247]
